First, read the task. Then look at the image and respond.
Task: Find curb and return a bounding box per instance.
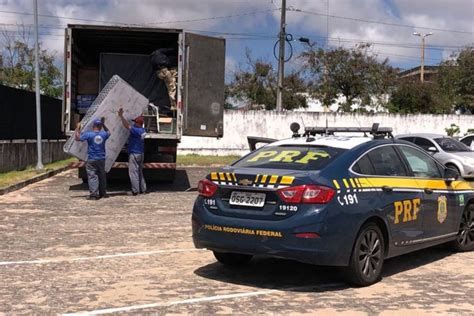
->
[0,166,70,196]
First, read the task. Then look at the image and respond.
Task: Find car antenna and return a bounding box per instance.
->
[300,116,306,131]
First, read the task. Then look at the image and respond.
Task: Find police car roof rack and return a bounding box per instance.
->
[303,123,393,139]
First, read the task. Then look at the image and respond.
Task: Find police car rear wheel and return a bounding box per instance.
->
[346,223,384,286]
[213,251,253,266]
[451,204,474,252]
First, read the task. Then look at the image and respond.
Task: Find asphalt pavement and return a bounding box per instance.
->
[0,169,472,315]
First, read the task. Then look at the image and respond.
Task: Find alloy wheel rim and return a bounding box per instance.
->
[458,209,474,246]
[358,230,382,277]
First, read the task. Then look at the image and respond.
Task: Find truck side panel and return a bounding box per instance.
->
[183,33,225,137]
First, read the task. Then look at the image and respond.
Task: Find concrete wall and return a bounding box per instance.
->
[180,111,474,155]
[0,140,69,173]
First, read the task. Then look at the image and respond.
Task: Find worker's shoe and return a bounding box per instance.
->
[87,195,99,200]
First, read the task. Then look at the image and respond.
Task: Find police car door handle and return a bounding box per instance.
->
[382,186,393,193]
[424,188,433,194]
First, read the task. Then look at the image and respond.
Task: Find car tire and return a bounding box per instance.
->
[445,164,461,177]
[451,204,474,252]
[213,251,252,266]
[345,223,385,286]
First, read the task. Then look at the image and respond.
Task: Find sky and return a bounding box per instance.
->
[0,0,472,82]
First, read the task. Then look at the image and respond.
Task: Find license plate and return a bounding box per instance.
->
[229,191,266,207]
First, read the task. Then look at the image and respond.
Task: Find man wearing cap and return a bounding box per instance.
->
[118,108,147,195]
[74,118,111,200]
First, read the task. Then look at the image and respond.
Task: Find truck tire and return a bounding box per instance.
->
[345,223,385,286]
[213,251,252,266]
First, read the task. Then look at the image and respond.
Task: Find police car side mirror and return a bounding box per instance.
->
[427,146,438,153]
[444,167,459,182]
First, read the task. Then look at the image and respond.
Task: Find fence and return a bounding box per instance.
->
[0,85,64,140]
[179,111,474,155]
[0,140,69,173]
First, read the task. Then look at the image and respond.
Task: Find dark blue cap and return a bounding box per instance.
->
[93,119,103,126]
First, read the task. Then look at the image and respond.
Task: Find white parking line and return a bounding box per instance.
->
[60,283,344,315]
[61,290,277,315]
[0,248,204,266]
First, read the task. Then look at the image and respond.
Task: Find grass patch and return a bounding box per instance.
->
[0,157,76,188]
[177,154,241,166]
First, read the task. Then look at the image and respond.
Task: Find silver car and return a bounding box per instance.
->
[396,133,474,178]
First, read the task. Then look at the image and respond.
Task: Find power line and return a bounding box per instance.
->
[0,8,278,27]
[289,8,474,35]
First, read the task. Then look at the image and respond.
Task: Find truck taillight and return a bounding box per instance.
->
[198,179,218,197]
[277,185,335,204]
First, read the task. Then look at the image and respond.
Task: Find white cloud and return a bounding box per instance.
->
[0,0,472,69]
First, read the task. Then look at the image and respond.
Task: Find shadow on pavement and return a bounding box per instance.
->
[194,245,455,292]
[69,169,193,193]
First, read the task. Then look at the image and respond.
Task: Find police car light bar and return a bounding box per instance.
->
[303,123,393,139]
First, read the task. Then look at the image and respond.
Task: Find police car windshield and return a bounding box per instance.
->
[233,145,346,170]
[434,137,471,152]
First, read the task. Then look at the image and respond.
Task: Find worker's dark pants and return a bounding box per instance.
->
[86,159,107,198]
[129,153,147,194]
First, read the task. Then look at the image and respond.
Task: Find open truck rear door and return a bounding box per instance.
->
[183,33,225,137]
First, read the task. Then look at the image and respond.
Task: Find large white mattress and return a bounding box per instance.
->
[64,75,149,172]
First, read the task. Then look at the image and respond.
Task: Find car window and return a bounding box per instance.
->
[233,145,347,170]
[435,137,471,152]
[460,136,474,147]
[352,155,375,174]
[413,137,436,151]
[364,146,408,176]
[399,137,415,143]
[398,146,442,178]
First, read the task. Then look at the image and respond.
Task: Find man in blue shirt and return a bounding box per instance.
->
[74,118,110,200]
[118,108,147,195]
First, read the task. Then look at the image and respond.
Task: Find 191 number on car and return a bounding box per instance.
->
[337,193,359,206]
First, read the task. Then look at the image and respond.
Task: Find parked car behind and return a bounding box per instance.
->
[460,135,474,150]
[396,133,474,178]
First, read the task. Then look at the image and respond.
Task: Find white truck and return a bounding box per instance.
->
[62,24,225,181]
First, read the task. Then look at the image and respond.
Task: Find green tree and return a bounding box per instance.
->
[388,81,451,114]
[300,44,396,111]
[226,49,307,110]
[0,30,62,98]
[437,46,474,113]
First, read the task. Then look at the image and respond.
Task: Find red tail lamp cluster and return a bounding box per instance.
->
[277,185,335,204]
[198,179,218,197]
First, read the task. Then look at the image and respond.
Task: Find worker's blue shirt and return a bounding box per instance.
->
[80,131,110,160]
[128,126,146,154]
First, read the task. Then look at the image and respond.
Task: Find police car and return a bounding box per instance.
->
[192,124,474,286]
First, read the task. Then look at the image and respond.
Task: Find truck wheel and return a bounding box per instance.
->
[213,251,252,266]
[345,223,385,286]
[451,204,474,252]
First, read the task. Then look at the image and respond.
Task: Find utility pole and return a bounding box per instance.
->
[413,32,433,83]
[34,0,43,170]
[276,0,286,111]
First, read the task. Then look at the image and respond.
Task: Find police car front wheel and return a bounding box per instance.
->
[451,204,474,252]
[213,251,253,266]
[345,223,385,286]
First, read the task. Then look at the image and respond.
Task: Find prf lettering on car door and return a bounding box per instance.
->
[394,198,421,224]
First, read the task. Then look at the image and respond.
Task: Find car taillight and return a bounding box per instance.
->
[198,179,218,197]
[277,185,335,204]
